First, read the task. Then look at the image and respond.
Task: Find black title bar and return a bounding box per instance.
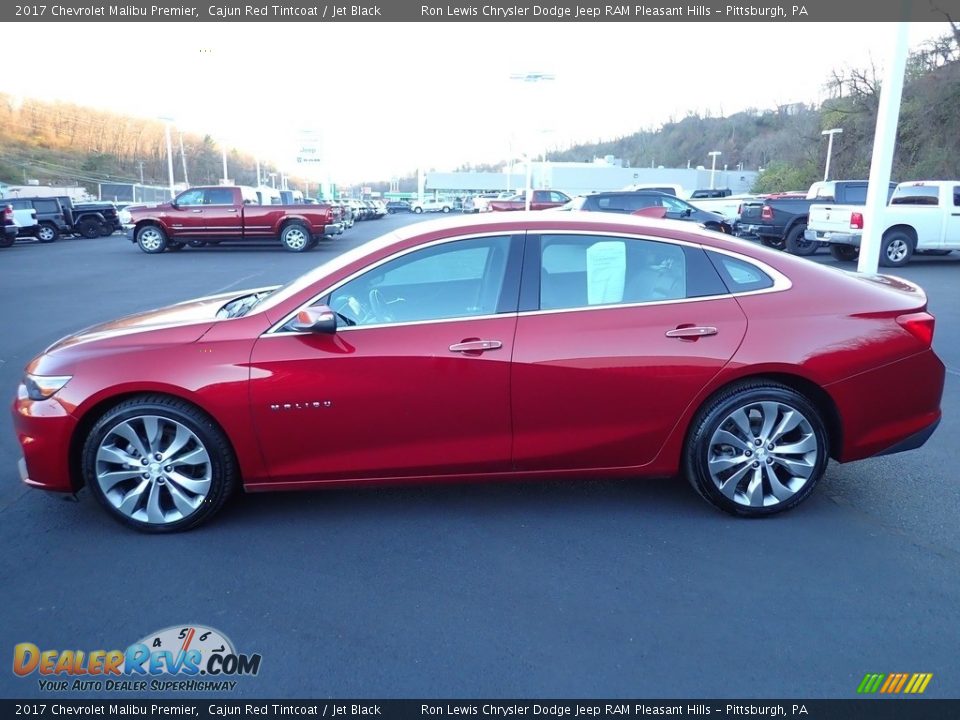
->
[0,0,947,22]
[3,700,960,720]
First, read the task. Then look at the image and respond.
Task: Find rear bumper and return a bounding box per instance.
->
[806,229,861,246]
[827,348,945,462]
[873,417,940,457]
[734,223,776,238]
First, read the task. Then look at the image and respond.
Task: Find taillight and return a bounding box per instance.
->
[761,205,773,220]
[737,203,742,215]
[850,212,864,230]
[2,204,11,222]
[896,312,935,346]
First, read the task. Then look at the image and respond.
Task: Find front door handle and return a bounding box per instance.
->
[665,326,717,339]
[190,209,202,213]
[449,340,502,353]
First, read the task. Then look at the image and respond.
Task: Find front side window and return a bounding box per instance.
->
[324,236,512,327]
[176,190,204,206]
[539,235,692,310]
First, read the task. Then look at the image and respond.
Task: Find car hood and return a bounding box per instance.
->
[44,287,276,354]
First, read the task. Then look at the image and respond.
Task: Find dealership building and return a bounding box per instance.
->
[424,157,759,198]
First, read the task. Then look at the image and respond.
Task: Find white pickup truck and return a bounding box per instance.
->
[806,181,960,266]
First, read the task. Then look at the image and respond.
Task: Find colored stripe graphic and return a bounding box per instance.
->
[857,673,933,694]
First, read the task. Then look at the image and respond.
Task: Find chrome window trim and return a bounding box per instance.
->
[264,231,518,336]
[263,229,792,336]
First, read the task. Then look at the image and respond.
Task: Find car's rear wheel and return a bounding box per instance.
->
[98,226,115,237]
[879,230,914,267]
[136,225,167,253]
[37,222,59,243]
[413,207,423,214]
[829,245,859,261]
[167,242,185,251]
[0,233,14,248]
[280,223,311,252]
[785,224,816,256]
[685,382,829,517]
[77,218,102,239]
[759,236,785,251]
[82,396,237,533]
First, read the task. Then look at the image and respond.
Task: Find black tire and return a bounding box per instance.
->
[829,245,859,261]
[280,223,312,252]
[413,207,423,214]
[135,224,168,254]
[187,240,207,248]
[36,222,59,243]
[167,242,185,252]
[879,230,914,268]
[81,395,238,533]
[98,226,114,237]
[784,224,816,256]
[442,207,451,213]
[759,236,785,251]
[77,218,102,239]
[0,234,14,249]
[684,381,829,518]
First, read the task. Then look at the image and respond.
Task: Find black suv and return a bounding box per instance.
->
[3,196,122,242]
[564,191,733,233]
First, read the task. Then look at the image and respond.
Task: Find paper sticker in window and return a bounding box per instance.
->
[586,241,626,305]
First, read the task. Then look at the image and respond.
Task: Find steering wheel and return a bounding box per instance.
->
[331,295,371,325]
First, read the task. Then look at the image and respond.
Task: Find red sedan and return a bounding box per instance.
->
[12,213,944,532]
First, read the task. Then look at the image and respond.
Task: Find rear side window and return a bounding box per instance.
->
[891,186,939,206]
[204,188,235,205]
[707,252,774,293]
[538,235,727,311]
[34,199,59,214]
[954,187,960,207]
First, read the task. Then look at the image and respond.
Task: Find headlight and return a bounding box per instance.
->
[24,374,72,400]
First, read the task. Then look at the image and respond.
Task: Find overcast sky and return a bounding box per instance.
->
[2,22,949,183]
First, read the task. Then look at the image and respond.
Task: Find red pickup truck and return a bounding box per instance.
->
[127,185,342,253]
[488,190,571,211]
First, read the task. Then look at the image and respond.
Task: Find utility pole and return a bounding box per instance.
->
[137,161,144,184]
[821,128,843,181]
[179,132,189,185]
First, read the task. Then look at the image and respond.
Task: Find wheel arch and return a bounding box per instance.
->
[883,224,918,245]
[676,371,844,469]
[68,389,243,492]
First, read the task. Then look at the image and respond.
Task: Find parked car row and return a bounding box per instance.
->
[0,195,123,247]
[735,179,959,267]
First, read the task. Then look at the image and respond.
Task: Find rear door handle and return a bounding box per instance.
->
[665,326,717,339]
[449,340,502,353]
[190,209,202,213]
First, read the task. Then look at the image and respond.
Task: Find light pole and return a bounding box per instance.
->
[821,128,843,181]
[221,145,229,184]
[708,151,722,189]
[159,116,176,199]
[510,72,555,211]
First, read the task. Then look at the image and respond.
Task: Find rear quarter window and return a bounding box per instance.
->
[707,252,774,293]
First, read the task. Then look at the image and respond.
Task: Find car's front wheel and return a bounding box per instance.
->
[82,396,237,532]
[136,225,168,253]
[685,382,829,517]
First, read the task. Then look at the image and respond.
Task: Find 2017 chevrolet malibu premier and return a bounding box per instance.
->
[12,213,944,532]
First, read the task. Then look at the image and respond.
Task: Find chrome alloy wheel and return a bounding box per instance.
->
[885,238,910,264]
[283,226,308,250]
[95,415,212,525]
[138,227,164,251]
[706,401,818,508]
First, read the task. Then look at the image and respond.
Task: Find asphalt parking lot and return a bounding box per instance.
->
[1,218,958,699]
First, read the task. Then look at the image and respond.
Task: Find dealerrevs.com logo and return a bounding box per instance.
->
[13,625,261,692]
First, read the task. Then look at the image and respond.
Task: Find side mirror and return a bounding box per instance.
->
[170,200,179,210]
[291,306,337,334]
[683,208,693,217]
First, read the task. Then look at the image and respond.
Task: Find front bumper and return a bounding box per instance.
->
[12,388,79,493]
[805,228,861,246]
[124,226,136,242]
[323,223,343,236]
